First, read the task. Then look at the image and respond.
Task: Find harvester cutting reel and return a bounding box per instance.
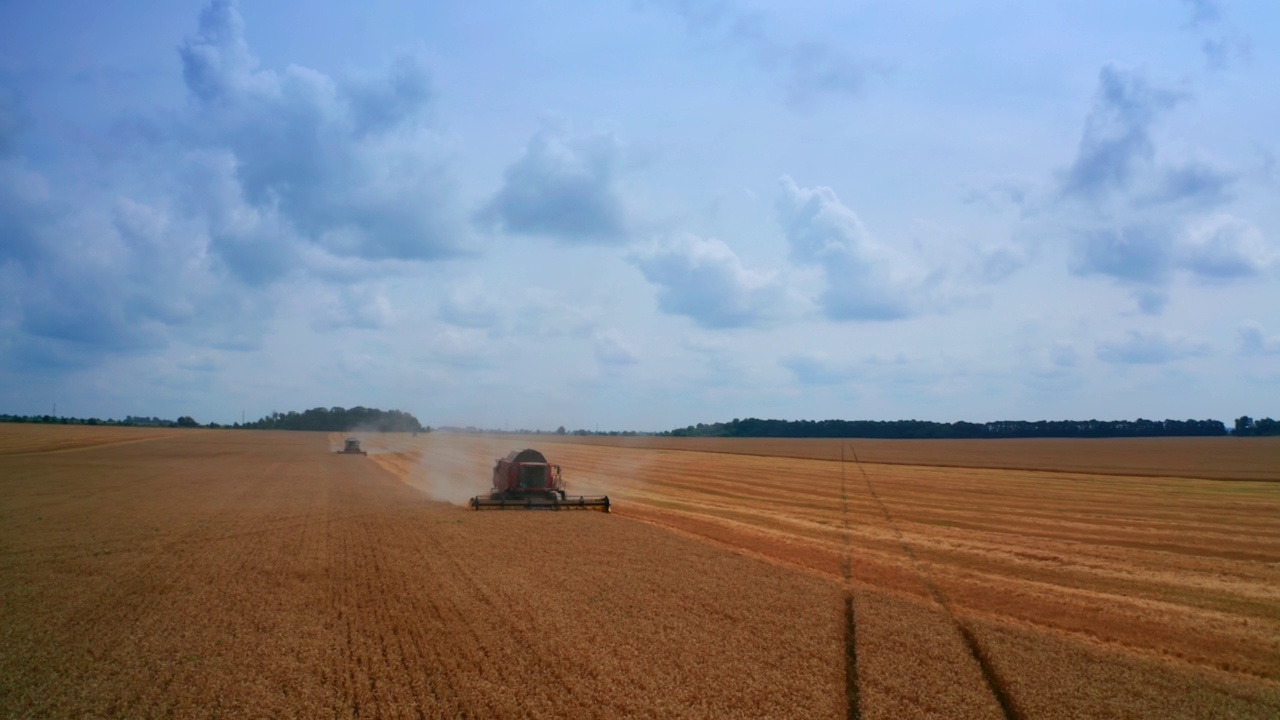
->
[469,493,611,512]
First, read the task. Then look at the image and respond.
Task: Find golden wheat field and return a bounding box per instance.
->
[2,425,1278,719]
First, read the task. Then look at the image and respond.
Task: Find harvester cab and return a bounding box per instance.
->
[471,449,609,512]
[338,438,367,455]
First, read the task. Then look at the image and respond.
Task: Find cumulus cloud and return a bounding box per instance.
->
[1059,66,1182,201]
[0,176,254,370]
[1238,322,1280,356]
[477,124,625,243]
[179,0,461,262]
[628,233,783,329]
[776,176,922,321]
[1177,215,1274,279]
[0,0,465,372]
[182,151,300,286]
[1095,330,1209,365]
[1045,64,1271,311]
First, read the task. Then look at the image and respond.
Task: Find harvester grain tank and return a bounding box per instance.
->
[470,449,610,512]
[337,438,367,455]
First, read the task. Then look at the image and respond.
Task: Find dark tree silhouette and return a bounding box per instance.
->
[663,417,1229,439]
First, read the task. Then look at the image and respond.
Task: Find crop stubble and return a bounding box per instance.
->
[372,431,1280,719]
[2,426,1278,718]
[1,428,841,719]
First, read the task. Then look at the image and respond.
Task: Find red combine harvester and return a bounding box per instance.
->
[470,449,610,512]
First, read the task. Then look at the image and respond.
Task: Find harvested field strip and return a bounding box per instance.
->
[932,566,1280,679]
[11,428,1275,718]
[355,430,1280,707]
[2,429,847,719]
[845,443,1023,720]
[532,434,1280,481]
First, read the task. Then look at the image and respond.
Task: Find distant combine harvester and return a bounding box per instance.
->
[336,438,367,455]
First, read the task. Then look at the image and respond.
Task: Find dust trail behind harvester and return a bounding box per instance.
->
[357,432,502,506]
[356,432,649,509]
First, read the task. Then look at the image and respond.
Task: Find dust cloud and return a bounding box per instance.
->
[356,431,655,509]
[355,432,497,506]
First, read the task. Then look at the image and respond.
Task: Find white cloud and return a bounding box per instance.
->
[0,0,468,375]
[629,233,784,329]
[1042,65,1265,313]
[477,124,626,243]
[1059,66,1183,201]
[1177,215,1274,280]
[179,0,462,262]
[776,175,922,321]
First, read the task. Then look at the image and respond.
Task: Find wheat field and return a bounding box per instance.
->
[2,425,1278,718]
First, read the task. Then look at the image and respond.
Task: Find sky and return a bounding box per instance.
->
[0,0,1277,431]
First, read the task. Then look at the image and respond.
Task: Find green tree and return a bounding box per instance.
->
[1234,416,1255,436]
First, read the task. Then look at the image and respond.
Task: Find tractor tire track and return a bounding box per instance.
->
[839,445,861,720]
[848,442,1022,720]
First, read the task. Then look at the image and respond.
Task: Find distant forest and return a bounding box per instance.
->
[243,407,426,433]
[662,417,1279,439]
[0,407,426,433]
[3,411,1277,437]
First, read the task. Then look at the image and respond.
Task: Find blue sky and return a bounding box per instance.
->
[1,0,1277,430]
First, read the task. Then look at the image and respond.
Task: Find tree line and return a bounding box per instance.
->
[662,417,1256,439]
[1234,416,1280,436]
[242,407,426,433]
[0,414,198,428]
[0,406,426,433]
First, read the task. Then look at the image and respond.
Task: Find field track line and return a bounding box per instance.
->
[0,433,182,457]
[839,445,861,720]
[848,442,1024,720]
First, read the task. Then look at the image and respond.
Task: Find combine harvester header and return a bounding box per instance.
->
[471,449,610,512]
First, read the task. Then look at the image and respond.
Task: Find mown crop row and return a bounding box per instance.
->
[361,431,1280,718]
